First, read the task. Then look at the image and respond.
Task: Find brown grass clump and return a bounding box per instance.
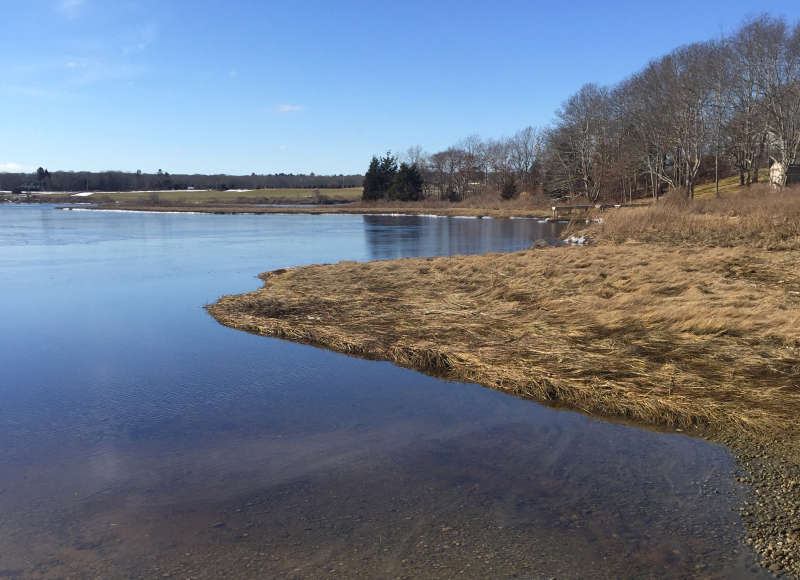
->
[209,245,800,440]
[582,186,800,250]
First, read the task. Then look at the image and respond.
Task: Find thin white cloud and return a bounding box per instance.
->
[62,58,146,85]
[0,162,30,173]
[57,0,86,18]
[279,145,287,151]
[122,23,158,55]
[277,104,304,113]
[1,84,68,99]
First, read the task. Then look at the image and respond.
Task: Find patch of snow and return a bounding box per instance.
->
[59,208,204,215]
[564,235,589,246]
[71,192,94,197]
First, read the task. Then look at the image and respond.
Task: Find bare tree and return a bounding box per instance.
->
[746,16,800,186]
[508,126,544,191]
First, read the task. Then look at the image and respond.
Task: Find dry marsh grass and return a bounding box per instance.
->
[582,186,800,249]
[209,245,800,441]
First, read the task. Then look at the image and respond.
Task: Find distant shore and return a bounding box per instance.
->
[207,191,800,577]
[58,202,555,220]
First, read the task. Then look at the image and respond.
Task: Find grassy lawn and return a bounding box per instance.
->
[102,187,363,203]
[693,174,750,198]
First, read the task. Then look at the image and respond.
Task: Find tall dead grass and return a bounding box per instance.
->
[209,245,800,443]
[583,185,800,249]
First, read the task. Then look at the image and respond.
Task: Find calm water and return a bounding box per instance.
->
[0,205,766,579]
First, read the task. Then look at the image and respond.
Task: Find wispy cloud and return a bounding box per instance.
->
[277,104,304,113]
[56,0,86,18]
[60,57,146,85]
[0,162,30,173]
[0,84,71,99]
[122,22,158,55]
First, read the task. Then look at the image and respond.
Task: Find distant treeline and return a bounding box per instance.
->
[0,169,363,193]
[367,14,800,203]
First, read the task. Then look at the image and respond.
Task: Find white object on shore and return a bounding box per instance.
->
[565,235,589,246]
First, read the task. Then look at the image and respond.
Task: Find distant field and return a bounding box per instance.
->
[101,187,362,203]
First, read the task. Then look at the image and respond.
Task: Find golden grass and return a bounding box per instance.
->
[580,186,800,250]
[209,245,800,443]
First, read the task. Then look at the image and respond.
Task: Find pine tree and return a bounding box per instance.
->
[390,162,424,201]
[362,152,399,200]
[362,156,383,200]
[500,175,519,199]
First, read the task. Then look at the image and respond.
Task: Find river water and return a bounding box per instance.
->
[0,205,767,578]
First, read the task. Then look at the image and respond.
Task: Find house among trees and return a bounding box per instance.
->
[787,164,800,185]
[770,158,800,187]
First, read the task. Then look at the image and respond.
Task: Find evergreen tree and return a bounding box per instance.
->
[362,156,383,200]
[500,175,519,199]
[362,152,399,200]
[390,162,424,201]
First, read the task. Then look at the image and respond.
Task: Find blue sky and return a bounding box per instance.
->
[0,0,795,175]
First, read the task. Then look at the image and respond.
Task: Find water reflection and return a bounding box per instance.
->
[363,214,563,260]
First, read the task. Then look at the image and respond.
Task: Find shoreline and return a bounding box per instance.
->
[56,202,554,220]
[207,242,800,577]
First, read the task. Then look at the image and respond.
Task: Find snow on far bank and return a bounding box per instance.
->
[71,192,94,197]
[122,189,210,193]
[59,208,206,215]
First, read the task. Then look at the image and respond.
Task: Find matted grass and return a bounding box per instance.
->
[209,245,800,439]
[578,185,800,250]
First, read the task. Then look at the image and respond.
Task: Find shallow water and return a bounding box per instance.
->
[0,205,768,578]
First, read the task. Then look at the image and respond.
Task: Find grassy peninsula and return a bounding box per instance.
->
[209,188,800,577]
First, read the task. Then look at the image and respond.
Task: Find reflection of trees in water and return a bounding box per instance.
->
[362,215,564,261]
